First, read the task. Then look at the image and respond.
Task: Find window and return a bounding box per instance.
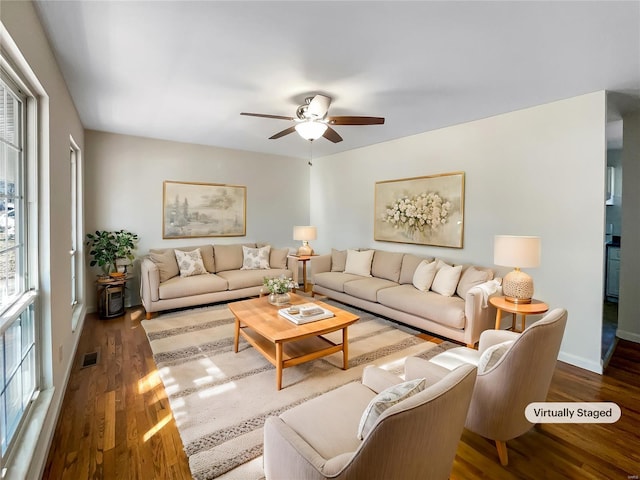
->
[69,137,82,330]
[0,71,39,466]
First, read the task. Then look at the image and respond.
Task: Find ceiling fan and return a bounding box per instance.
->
[241,94,385,143]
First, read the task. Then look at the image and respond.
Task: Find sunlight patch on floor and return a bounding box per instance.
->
[143,413,172,442]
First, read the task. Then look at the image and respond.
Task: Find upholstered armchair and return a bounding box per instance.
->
[420,307,568,466]
[263,361,477,480]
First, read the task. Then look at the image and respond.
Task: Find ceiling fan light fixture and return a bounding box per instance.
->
[295,120,327,140]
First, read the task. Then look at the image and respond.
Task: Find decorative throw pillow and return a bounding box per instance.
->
[456,266,491,298]
[269,247,289,269]
[412,260,437,292]
[344,249,374,277]
[477,341,514,373]
[174,248,207,277]
[357,378,426,440]
[331,248,347,272]
[149,249,180,283]
[431,264,463,297]
[241,245,271,270]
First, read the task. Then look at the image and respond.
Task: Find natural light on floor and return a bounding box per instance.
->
[143,414,172,442]
[137,370,162,394]
[198,382,236,399]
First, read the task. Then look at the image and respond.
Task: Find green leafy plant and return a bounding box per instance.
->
[86,230,139,275]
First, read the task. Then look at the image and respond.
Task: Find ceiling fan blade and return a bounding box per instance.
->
[269,126,296,140]
[241,112,295,121]
[327,116,385,126]
[322,126,343,143]
[307,94,331,118]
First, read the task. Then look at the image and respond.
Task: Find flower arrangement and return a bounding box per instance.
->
[382,191,451,236]
[263,275,297,294]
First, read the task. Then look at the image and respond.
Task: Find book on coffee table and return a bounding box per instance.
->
[278,303,335,324]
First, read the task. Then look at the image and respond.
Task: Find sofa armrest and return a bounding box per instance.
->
[361,365,402,394]
[286,256,300,286]
[310,254,331,279]
[140,257,160,305]
[478,329,520,354]
[463,283,501,347]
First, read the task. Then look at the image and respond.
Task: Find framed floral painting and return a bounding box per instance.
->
[374,172,465,248]
[163,181,246,239]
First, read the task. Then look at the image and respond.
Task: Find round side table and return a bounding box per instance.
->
[489,296,549,332]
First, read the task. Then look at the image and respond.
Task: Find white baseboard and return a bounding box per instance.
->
[558,350,603,375]
[616,328,640,343]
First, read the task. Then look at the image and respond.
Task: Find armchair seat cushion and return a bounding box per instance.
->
[279,382,374,459]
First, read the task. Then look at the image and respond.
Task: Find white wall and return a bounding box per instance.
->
[1,2,85,478]
[84,130,311,306]
[618,110,640,342]
[311,91,608,373]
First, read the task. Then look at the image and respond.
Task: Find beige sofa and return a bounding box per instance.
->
[311,249,500,347]
[140,243,298,319]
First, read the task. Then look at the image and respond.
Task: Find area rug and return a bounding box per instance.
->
[141,301,455,480]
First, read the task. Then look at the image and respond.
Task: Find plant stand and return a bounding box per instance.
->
[97,276,129,319]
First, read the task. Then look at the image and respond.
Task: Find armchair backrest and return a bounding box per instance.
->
[465,307,568,442]
[337,363,477,480]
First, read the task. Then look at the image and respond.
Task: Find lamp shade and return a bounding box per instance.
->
[295,121,327,140]
[494,235,541,268]
[293,226,317,241]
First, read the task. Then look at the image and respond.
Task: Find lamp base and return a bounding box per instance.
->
[297,242,314,256]
[502,269,534,304]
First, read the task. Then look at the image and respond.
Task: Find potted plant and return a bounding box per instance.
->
[86,230,139,277]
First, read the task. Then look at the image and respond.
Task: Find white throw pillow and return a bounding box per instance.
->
[241,245,271,270]
[477,341,514,373]
[174,248,207,277]
[412,260,437,292]
[357,378,426,440]
[344,249,374,277]
[431,264,463,296]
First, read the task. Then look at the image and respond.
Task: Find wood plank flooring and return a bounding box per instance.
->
[43,306,640,479]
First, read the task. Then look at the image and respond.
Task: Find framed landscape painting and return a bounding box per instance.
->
[374,172,465,248]
[163,181,246,239]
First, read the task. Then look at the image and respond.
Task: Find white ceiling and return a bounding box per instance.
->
[34,1,640,159]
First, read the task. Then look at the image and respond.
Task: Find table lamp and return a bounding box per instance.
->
[293,226,317,256]
[494,235,541,304]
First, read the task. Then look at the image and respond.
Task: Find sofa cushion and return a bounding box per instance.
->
[412,260,437,292]
[314,272,365,292]
[431,264,463,297]
[149,249,179,283]
[344,277,399,303]
[399,254,433,284]
[371,250,404,283]
[158,273,228,300]
[241,245,271,270]
[269,247,289,269]
[175,248,208,277]
[456,266,491,298]
[331,248,347,272]
[214,244,245,272]
[377,285,466,329]
[357,378,426,440]
[217,268,290,290]
[344,249,374,277]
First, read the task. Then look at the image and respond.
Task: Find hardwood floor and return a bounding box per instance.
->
[43,307,640,479]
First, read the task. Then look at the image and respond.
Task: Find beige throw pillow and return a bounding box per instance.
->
[431,264,463,297]
[241,245,271,270]
[269,247,289,269]
[174,248,207,277]
[478,341,514,373]
[412,260,437,292]
[357,378,426,440]
[344,249,374,277]
[331,248,347,272]
[149,249,179,283]
[456,266,490,298]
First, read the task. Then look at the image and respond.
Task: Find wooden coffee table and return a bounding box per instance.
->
[229,293,359,390]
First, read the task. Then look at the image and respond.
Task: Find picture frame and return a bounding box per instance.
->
[163,181,246,239]
[374,172,465,248]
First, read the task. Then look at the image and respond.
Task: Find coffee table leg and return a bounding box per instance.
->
[276,343,283,390]
[234,317,240,353]
[342,327,349,370]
